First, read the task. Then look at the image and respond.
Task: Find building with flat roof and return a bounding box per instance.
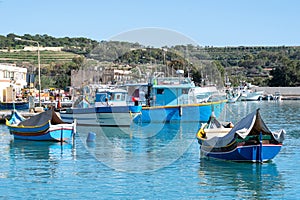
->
[0,64,27,102]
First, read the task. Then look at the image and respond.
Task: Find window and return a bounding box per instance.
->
[157,89,164,94]
[115,94,121,100]
[10,72,14,79]
[4,71,9,78]
[182,89,189,94]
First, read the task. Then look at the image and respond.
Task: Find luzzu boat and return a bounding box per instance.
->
[131,72,226,123]
[6,109,76,142]
[196,109,285,162]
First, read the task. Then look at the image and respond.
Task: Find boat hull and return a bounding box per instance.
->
[9,123,75,142]
[60,106,141,127]
[134,101,226,123]
[201,144,282,162]
[240,92,263,101]
[0,102,29,110]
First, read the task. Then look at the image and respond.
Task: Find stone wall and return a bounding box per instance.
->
[258,87,300,96]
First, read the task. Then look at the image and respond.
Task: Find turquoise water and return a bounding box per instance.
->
[0,101,299,199]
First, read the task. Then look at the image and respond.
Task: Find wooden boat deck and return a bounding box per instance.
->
[204,128,232,139]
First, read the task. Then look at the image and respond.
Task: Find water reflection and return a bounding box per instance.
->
[8,140,76,182]
[198,159,284,199]
[0,101,299,199]
[0,131,12,179]
[10,140,74,161]
[77,122,199,173]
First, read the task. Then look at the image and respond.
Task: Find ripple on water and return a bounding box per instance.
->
[0,101,300,199]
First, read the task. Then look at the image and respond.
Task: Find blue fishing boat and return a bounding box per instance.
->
[0,101,29,110]
[129,73,226,123]
[136,102,225,123]
[60,87,142,127]
[6,109,76,142]
[196,109,285,162]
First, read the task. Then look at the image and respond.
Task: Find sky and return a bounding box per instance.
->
[1,0,300,47]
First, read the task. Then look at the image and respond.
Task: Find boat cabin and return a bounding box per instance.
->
[151,76,195,106]
[95,88,128,107]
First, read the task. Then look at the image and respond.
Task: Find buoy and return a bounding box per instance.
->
[86,132,96,142]
[57,99,61,109]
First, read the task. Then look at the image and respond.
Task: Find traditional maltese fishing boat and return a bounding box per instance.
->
[196,109,285,162]
[6,109,76,142]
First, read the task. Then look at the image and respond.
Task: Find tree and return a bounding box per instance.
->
[72,56,84,70]
[269,58,300,86]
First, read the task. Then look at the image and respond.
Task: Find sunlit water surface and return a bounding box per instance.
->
[0,101,299,199]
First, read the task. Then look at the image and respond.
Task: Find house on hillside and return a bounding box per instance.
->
[71,66,132,88]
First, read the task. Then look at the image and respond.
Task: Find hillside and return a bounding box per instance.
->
[0,50,77,66]
[1,33,300,89]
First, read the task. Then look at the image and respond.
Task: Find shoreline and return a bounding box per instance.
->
[257,87,300,97]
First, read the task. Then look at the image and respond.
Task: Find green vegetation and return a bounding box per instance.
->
[201,46,300,86]
[0,50,77,65]
[1,33,300,89]
[1,33,98,55]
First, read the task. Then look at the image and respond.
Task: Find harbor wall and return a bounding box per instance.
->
[258,87,300,97]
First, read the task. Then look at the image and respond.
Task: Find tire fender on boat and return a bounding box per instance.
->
[179,106,183,117]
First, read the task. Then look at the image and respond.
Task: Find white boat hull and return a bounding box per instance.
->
[60,108,140,127]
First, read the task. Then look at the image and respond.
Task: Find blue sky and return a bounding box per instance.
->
[1,0,300,47]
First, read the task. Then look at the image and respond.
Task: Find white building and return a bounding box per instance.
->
[0,64,27,102]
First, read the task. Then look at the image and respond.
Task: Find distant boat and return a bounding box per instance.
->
[262,92,282,101]
[60,87,142,127]
[240,90,263,101]
[34,97,73,109]
[6,109,76,142]
[226,93,241,103]
[0,101,29,110]
[274,92,282,101]
[196,109,285,162]
[225,85,241,103]
[190,86,218,103]
[237,82,264,101]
